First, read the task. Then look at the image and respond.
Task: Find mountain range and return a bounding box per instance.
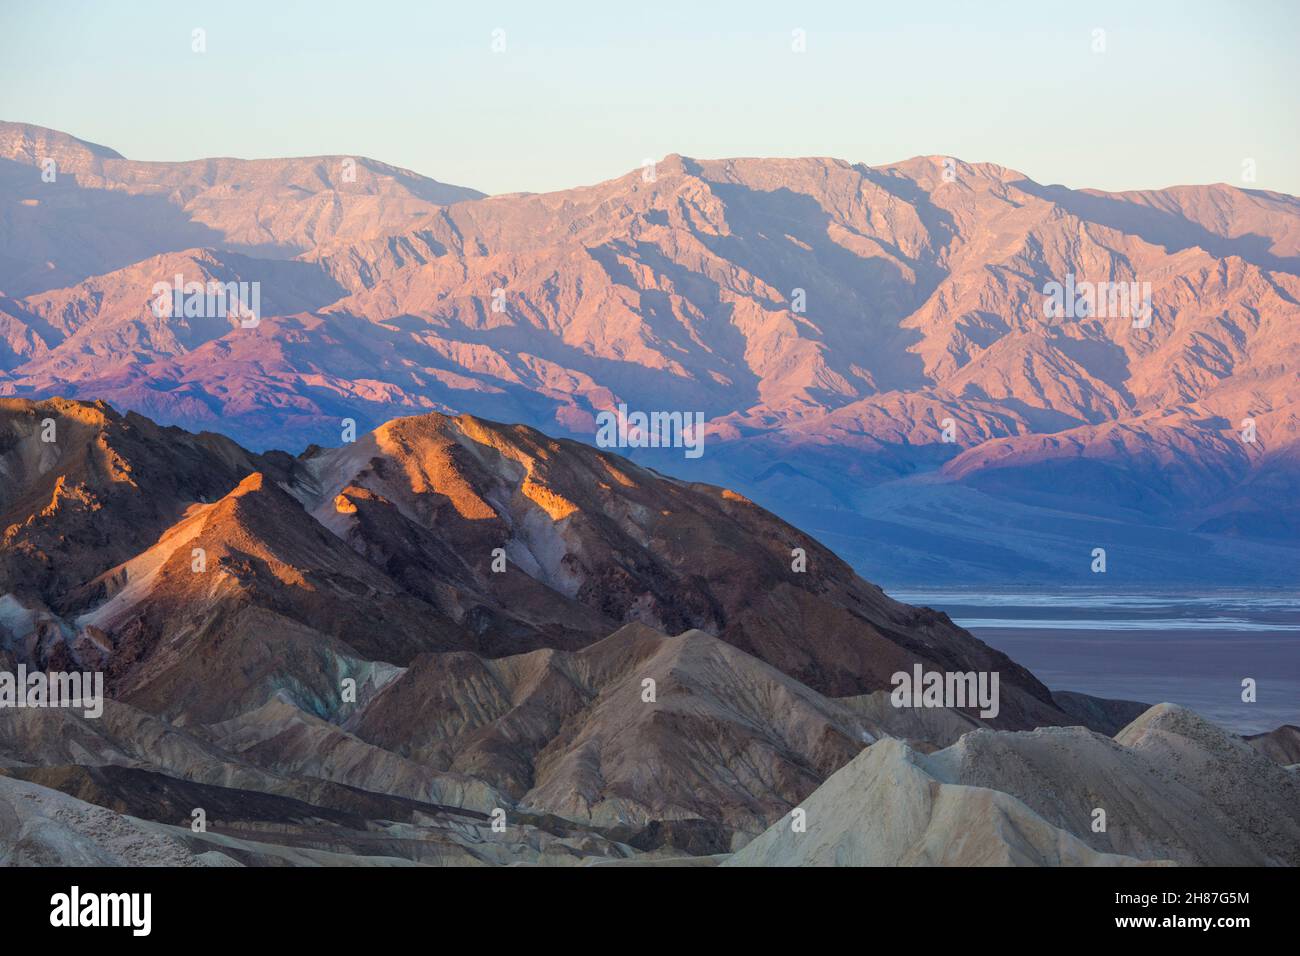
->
[2,396,1297,866]
[2,122,1296,586]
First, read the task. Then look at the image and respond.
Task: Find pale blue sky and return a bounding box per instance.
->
[1,0,1296,196]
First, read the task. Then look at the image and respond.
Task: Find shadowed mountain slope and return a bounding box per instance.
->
[1,398,1296,865]
[0,397,1063,724]
[2,125,1296,585]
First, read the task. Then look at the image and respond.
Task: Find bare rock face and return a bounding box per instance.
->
[0,121,483,298]
[0,771,635,867]
[0,397,285,606]
[1050,690,1150,737]
[1,401,1297,865]
[1,398,1063,724]
[2,397,1139,864]
[1244,724,1300,766]
[2,125,1296,585]
[289,409,1065,717]
[724,737,1160,867]
[3,126,1296,867]
[350,624,877,840]
[728,703,1300,867]
[835,689,981,752]
[0,773,208,867]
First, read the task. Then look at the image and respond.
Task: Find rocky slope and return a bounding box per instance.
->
[9,396,1238,864]
[727,704,1300,866]
[0,397,1064,723]
[0,122,483,298]
[2,123,1296,585]
[1246,724,1300,766]
[1,399,1296,865]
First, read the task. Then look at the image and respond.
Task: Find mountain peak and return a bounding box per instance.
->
[228,471,270,497]
[2,126,1297,588]
[0,121,125,164]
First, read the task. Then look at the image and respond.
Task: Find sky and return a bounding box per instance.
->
[1,0,1297,197]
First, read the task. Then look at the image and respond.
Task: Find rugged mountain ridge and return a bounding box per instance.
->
[0,121,484,297]
[0,396,1061,723]
[1,397,1294,866]
[2,123,1296,585]
[727,704,1300,867]
[0,396,1095,860]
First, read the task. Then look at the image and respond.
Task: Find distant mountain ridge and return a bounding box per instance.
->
[0,121,485,296]
[1,122,1297,586]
